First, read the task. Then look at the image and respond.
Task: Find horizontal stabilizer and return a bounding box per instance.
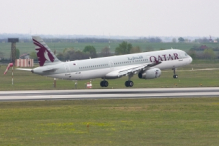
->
[16,68,33,71]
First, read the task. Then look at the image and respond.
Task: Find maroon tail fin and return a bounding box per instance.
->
[32,36,61,66]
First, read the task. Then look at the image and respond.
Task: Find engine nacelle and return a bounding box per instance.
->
[138,68,161,79]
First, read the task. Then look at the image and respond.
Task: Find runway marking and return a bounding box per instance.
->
[0,87,219,101]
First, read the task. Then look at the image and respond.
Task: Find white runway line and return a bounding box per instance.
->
[0,87,219,101]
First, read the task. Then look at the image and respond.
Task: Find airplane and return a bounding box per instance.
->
[17,36,192,87]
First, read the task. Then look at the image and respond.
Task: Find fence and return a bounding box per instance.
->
[15,59,34,67]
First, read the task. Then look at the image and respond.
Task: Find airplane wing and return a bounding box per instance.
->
[106,61,161,78]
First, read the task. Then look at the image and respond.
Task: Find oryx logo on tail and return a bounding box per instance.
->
[33,39,55,66]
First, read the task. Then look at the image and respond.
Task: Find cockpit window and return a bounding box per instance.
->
[185,53,188,57]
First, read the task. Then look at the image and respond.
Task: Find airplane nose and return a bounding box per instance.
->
[189,56,193,63]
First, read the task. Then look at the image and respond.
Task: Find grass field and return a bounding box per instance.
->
[1,60,219,90]
[0,98,219,145]
[1,61,219,145]
[1,41,219,58]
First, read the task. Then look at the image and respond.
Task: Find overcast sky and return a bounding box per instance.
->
[0,0,219,37]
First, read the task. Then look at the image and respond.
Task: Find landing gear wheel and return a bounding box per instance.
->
[172,68,178,79]
[129,81,134,87]
[100,81,108,87]
[104,81,108,87]
[125,81,134,87]
[125,81,129,87]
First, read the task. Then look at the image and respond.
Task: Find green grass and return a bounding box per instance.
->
[1,60,219,145]
[1,60,219,90]
[0,98,219,145]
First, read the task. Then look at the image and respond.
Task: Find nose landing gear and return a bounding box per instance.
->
[172,68,178,79]
[125,73,134,87]
[173,74,178,78]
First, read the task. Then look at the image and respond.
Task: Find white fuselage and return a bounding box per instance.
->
[33,49,192,80]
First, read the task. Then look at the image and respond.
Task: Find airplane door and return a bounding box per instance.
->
[108,61,114,70]
[72,62,81,80]
[64,64,71,78]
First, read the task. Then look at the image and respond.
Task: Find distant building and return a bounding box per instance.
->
[199,45,208,50]
[15,58,34,67]
[19,53,30,59]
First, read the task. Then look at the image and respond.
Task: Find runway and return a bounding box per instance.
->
[0,87,219,101]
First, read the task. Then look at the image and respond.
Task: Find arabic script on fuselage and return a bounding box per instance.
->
[128,56,143,60]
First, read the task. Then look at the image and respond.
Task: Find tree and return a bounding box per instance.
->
[56,52,64,60]
[188,49,197,59]
[130,46,141,53]
[142,37,162,42]
[83,46,97,58]
[195,37,210,43]
[115,41,132,55]
[63,48,77,60]
[172,38,177,43]
[63,48,90,60]
[203,48,216,60]
[99,47,112,57]
[30,51,37,60]
[148,37,162,43]
[73,50,90,60]
[178,37,185,42]
[0,52,4,60]
[16,48,20,59]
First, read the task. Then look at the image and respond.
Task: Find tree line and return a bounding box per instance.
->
[53,42,219,61]
[1,41,219,62]
[188,45,219,60]
[30,41,142,61]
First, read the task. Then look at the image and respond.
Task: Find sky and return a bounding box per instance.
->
[0,0,219,37]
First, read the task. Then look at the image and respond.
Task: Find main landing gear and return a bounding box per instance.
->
[172,68,178,79]
[125,74,134,87]
[100,74,134,87]
[100,80,108,87]
[125,80,134,87]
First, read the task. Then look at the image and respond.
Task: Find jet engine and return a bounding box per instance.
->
[138,68,161,79]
